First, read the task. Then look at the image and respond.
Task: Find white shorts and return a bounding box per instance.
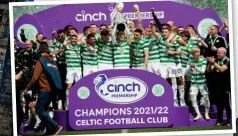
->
[175,64,183,77]
[147,61,160,75]
[83,66,98,77]
[66,69,82,84]
[98,63,113,71]
[190,84,208,95]
[114,66,130,69]
[159,63,177,79]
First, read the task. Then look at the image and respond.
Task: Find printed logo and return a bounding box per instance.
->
[198,18,217,38]
[77,86,90,99]
[123,11,164,20]
[152,84,165,97]
[47,63,57,69]
[75,10,107,22]
[17,24,38,43]
[94,74,148,104]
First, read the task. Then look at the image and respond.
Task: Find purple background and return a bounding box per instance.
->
[69,69,174,130]
[14,1,222,47]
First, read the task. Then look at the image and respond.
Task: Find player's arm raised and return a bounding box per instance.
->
[151,8,162,32]
[52,29,57,45]
[111,23,118,44]
[151,25,159,41]
[125,23,131,42]
[20,27,27,43]
[134,5,145,34]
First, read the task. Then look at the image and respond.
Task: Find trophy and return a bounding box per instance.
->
[111,2,128,32]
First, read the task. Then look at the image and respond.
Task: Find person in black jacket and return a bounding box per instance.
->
[207,47,231,126]
[15,40,41,129]
[204,25,228,58]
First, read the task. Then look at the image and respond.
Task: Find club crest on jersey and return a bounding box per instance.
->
[93,74,148,104]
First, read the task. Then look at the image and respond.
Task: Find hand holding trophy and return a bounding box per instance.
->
[133,4,140,13]
[111,2,128,32]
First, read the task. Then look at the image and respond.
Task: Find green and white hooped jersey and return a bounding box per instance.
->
[131,38,149,68]
[174,34,182,41]
[144,36,160,63]
[158,36,181,64]
[65,43,81,69]
[188,36,202,50]
[53,41,66,64]
[95,32,101,42]
[81,44,98,67]
[65,36,71,41]
[48,45,57,61]
[188,57,207,86]
[97,41,113,64]
[113,41,130,67]
[180,44,191,68]
[174,34,183,65]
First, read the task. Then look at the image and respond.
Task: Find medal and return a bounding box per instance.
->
[210,36,218,47]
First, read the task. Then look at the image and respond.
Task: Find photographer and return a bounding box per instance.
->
[24,43,62,135]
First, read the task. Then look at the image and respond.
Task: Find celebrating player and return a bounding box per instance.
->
[131,29,149,70]
[64,34,82,110]
[82,33,98,76]
[97,30,114,70]
[186,46,210,120]
[158,24,182,106]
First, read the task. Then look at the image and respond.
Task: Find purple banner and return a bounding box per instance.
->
[69,69,174,130]
[14,1,222,47]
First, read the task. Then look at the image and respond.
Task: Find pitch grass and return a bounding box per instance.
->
[22,126,232,135]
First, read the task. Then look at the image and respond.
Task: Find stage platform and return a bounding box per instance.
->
[20,105,225,133]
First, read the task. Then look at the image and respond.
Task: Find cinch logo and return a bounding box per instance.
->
[94,74,148,104]
[75,10,107,22]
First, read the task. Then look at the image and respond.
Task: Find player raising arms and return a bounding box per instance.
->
[186,46,210,120]
[151,8,185,46]
[158,24,182,107]
[112,22,131,69]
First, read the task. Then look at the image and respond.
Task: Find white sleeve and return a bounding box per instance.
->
[194,65,206,74]
[112,24,118,44]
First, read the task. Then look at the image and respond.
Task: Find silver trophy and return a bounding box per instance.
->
[110,2,129,31]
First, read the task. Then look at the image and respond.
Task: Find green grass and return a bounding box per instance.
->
[22,126,232,135]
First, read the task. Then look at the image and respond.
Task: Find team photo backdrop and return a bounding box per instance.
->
[14,1,222,47]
